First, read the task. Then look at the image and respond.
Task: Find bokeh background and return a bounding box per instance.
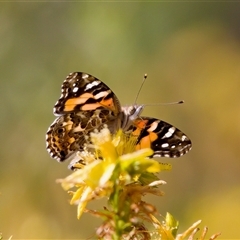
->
[1,2,240,239]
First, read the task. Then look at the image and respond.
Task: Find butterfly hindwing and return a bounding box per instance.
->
[46,108,121,162]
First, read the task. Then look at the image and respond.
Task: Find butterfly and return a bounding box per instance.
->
[46,72,192,167]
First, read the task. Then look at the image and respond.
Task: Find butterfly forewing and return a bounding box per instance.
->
[133,117,191,158]
[54,72,121,116]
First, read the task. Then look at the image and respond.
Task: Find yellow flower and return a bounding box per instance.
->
[59,127,170,219]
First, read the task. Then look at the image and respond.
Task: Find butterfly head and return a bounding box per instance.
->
[120,105,144,131]
[122,105,143,119]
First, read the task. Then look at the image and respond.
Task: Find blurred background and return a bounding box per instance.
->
[1,2,240,239]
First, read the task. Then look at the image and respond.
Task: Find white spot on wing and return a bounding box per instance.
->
[164,127,175,138]
[147,121,159,132]
[161,143,169,148]
[73,87,79,93]
[95,91,109,99]
[182,135,187,141]
[82,73,89,79]
[85,80,100,90]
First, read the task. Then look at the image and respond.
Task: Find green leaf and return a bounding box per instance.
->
[166,212,179,237]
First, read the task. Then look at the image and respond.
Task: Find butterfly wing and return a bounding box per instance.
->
[54,72,121,116]
[133,117,192,158]
[46,113,89,161]
[46,72,122,162]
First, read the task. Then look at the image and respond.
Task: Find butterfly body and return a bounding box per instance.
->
[46,72,191,163]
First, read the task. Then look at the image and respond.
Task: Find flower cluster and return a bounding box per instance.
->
[58,127,220,239]
[58,128,171,238]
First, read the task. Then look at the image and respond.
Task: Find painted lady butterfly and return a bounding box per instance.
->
[46,72,191,166]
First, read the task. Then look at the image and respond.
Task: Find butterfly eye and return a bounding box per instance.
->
[130,107,136,115]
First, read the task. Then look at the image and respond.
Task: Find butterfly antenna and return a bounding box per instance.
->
[145,100,184,106]
[134,73,148,105]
